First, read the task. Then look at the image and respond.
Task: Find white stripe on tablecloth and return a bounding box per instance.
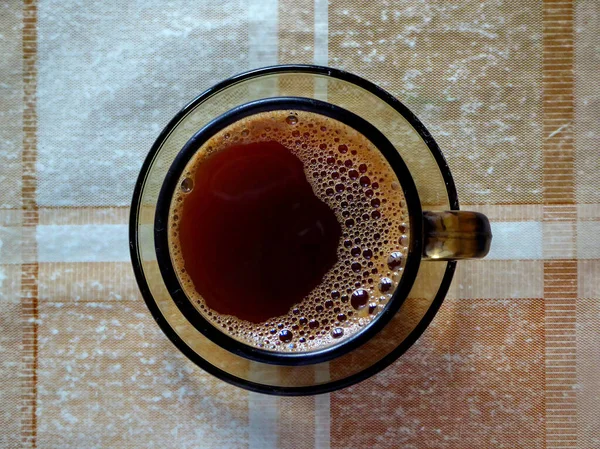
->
[314,363,331,449]
[313,0,329,101]
[36,224,129,263]
[1,221,547,264]
[248,0,279,68]
[314,0,328,65]
[249,392,279,449]
[486,222,543,260]
[577,221,600,259]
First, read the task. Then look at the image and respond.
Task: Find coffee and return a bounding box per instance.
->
[169,109,410,352]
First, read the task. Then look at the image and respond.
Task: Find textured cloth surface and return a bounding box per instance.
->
[1,0,598,448]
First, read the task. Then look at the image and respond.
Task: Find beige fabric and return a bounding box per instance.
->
[0,0,598,447]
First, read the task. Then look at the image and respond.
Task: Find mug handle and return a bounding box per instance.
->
[422,211,492,260]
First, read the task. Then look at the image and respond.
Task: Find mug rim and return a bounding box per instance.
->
[129,64,459,395]
[154,96,423,366]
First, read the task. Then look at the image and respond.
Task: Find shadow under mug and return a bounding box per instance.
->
[154,96,492,367]
[130,65,492,395]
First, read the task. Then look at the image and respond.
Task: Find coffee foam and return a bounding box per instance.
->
[169,109,410,353]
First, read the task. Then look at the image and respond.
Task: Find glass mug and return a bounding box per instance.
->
[130,65,492,395]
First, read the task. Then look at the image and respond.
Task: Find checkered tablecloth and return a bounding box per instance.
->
[1,0,598,447]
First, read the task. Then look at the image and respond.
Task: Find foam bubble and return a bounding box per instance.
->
[180,178,193,193]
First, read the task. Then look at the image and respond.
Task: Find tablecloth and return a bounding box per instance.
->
[1,0,598,447]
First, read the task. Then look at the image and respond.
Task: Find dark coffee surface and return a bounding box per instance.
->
[177,140,341,323]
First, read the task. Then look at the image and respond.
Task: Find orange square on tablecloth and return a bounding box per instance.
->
[331,298,545,448]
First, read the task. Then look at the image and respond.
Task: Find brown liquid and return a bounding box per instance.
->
[169,110,410,352]
[177,140,341,323]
